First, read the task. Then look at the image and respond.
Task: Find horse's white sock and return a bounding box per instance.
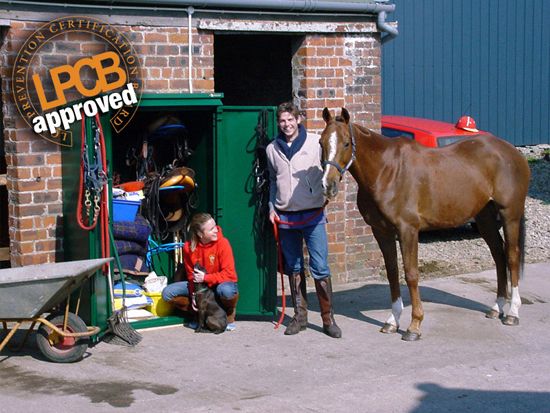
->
[385,297,403,327]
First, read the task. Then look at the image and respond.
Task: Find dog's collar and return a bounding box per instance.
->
[194,286,209,293]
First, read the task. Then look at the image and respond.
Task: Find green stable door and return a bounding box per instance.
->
[61,111,113,337]
[214,106,278,316]
[62,95,278,334]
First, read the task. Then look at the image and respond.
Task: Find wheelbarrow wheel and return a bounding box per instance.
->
[37,312,89,363]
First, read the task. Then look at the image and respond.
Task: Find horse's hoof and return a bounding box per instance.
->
[503,315,519,326]
[485,309,504,319]
[401,331,421,341]
[380,323,398,334]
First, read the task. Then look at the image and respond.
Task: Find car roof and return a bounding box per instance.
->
[382,115,488,138]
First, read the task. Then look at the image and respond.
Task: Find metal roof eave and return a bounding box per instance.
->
[0,0,398,42]
[99,0,395,15]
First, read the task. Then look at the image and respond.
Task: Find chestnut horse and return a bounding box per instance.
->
[320,108,530,341]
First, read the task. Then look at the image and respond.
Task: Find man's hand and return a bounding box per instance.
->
[269,210,279,224]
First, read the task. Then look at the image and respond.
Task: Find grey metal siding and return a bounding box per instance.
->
[382,0,550,146]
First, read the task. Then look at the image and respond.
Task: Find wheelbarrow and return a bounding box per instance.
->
[0,258,112,363]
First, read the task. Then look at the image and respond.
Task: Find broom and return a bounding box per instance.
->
[104,227,143,346]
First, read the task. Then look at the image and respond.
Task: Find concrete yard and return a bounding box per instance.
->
[1,262,549,412]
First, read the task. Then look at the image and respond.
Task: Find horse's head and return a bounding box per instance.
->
[320,107,356,199]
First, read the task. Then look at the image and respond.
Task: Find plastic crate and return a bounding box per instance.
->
[143,292,175,317]
[112,199,140,221]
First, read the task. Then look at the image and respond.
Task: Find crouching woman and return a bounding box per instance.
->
[161,213,239,331]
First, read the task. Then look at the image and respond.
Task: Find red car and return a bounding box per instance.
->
[381,115,490,148]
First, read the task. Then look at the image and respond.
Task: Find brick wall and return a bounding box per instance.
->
[3,22,61,266]
[2,21,215,267]
[293,34,382,283]
[2,17,382,282]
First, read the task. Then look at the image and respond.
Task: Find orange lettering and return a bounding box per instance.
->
[94,51,127,92]
[32,51,127,111]
[73,57,103,96]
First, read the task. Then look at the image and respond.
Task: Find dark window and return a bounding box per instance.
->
[436,136,466,147]
[381,127,415,140]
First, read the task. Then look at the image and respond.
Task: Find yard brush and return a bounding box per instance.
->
[103,227,142,347]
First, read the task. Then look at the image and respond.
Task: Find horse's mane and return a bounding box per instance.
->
[332,116,384,140]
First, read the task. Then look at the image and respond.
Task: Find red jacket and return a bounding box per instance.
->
[183,226,237,295]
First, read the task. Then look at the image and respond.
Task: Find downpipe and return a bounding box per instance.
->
[377,10,398,45]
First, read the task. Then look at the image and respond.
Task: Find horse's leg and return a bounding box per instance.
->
[474,206,508,319]
[499,210,524,326]
[372,228,402,334]
[397,226,423,341]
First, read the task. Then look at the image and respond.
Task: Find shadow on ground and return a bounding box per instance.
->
[276,281,492,334]
[412,382,550,413]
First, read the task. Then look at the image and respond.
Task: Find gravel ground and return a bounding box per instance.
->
[387,145,550,279]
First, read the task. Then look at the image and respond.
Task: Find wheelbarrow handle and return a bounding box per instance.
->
[0,321,24,354]
[36,317,101,338]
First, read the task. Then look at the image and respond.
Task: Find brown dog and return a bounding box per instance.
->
[193,264,228,334]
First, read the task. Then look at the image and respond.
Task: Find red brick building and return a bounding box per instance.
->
[0,1,397,284]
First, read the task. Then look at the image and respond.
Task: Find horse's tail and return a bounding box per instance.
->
[518,213,526,280]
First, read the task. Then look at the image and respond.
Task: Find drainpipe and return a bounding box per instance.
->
[114,0,398,43]
[2,0,398,43]
[377,10,398,45]
[188,6,194,93]
[109,0,394,14]
[110,0,399,43]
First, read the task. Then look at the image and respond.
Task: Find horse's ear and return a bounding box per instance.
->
[341,108,350,125]
[322,107,332,124]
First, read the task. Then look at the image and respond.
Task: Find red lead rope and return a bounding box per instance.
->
[95,113,109,270]
[272,200,329,329]
[77,113,110,272]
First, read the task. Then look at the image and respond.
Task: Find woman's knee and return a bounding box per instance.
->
[216,282,238,299]
[161,281,189,301]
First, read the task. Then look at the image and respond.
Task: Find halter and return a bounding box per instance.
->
[322,123,357,181]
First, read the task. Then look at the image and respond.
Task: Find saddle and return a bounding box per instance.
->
[160,167,195,193]
[130,114,198,239]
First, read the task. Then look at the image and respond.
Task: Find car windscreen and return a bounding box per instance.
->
[381,127,414,140]
[436,136,467,147]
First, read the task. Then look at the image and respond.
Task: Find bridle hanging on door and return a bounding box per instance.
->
[77,112,108,231]
[77,113,110,268]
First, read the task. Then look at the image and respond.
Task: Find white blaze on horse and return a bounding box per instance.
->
[320,107,530,341]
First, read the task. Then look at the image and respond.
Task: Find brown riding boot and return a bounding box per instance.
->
[168,296,198,327]
[167,296,191,313]
[314,276,342,338]
[220,292,239,329]
[284,272,308,335]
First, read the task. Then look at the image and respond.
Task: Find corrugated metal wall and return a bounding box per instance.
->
[382,0,550,146]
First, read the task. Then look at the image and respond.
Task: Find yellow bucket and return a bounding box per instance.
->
[143,292,175,317]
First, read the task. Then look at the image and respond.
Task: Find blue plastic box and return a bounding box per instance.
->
[112,199,140,221]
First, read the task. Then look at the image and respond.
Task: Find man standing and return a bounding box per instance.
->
[266,102,341,338]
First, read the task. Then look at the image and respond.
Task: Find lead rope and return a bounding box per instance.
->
[272,200,329,329]
[93,113,110,272]
[77,113,110,272]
